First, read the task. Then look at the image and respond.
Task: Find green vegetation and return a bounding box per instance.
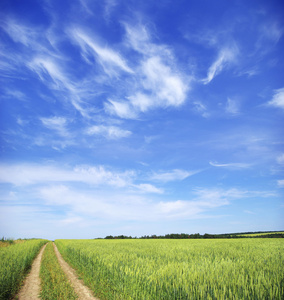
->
[103,231,284,239]
[0,239,47,300]
[0,237,15,247]
[40,242,77,300]
[236,231,284,237]
[56,238,284,299]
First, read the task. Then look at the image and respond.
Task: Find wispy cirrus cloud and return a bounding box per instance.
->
[209,161,251,169]
[276,154,284,165]
[104,23,189,119]
[86,125,132,139]
[1,18,99,119]
[133,183,164,194]
[104,99,137,119]
[40,116,70,138]
[150,169,198,182]
[0,163,135,187]
[29,57,70,89]
[36,186,232,221]
[202,47,238,84]
[1,17,189,122]
[69,28,133,76]
[277,180,284,188]
[258,21,283,48]
[267,87,284,110]
[1,18,40,47]
[225,98,240,115]
[35,186,275,222]
[192,101,209,118]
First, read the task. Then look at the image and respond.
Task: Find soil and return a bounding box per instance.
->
[53,242,99,300]
[16,243,47,300]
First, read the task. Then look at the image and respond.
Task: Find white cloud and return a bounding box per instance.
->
[3,89,27,101]
[226,98,240,115]
[103,0,118,20]
[0,163,135,187]
[36,185,236,221]
[261,22,283,44]
[104,24,189,119]
[150,169,198,182]
[267,88,284,110]
[79,0,93,15]
[153,187,271,220]
[192,101,209,118]
[105,57,188,119]
[203,47,238,84]
[2,18,189,121]
[29,57,72,90]
[1,19,39,47]
[134,184,164,194]
[70,28,133,76]
[139,56,188,107]
[209,161,251,169]
[104,99,137,119]
[86,125,131,139]
[29,56,94,118]
[277,180,284,188]
[40,116,70,137]
[276,154,284,165]
[123,23,151,54]
[1,19,96,119]
[129,93,152,113]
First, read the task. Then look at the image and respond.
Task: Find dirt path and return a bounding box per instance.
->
[53,242,98,300]
[17,243,47,300]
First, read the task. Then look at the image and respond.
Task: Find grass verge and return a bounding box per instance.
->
[40,242,78,300]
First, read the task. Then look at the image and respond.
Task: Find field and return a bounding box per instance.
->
[1,238,283,299]
[55,238,284,299]
[236,231,284,237]
[40,242,78,300]
[0,239,48,299]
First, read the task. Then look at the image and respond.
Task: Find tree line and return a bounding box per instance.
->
[102,232,283,239]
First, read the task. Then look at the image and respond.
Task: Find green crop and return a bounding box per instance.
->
[0,239,47,300]
[40,242,77,300]
[236,232,284,237]
[55,238,284,299]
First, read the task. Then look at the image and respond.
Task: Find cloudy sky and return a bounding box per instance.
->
[0,0,283,239]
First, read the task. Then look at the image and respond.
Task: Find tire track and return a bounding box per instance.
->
[17,243,47,300]
[53,242,99,300]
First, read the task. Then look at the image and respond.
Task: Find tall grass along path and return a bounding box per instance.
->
[17,243,47,300]
[0,239,47,300]
[53,242,98,300]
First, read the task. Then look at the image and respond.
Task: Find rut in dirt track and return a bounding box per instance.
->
[16,242,99,300]
[17,243,47,300]
[53,242,99,300]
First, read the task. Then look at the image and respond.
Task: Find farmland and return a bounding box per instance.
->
[0,237,283,299]
[55,238,284,299]
[40,242,78,300]
[0,239,47,299]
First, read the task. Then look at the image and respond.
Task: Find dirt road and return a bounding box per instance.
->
[53,242,98,300]
[16,242,99,300]
[17,243,47,300]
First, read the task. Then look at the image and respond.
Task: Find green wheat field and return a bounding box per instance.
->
[1,237,283,299]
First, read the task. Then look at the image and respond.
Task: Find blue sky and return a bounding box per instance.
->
[0,0,283,239]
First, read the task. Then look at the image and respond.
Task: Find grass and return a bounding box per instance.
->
[0,239,47,300]
[40,242,78,300]
[56,238,284,299]
[0,238,14,248]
